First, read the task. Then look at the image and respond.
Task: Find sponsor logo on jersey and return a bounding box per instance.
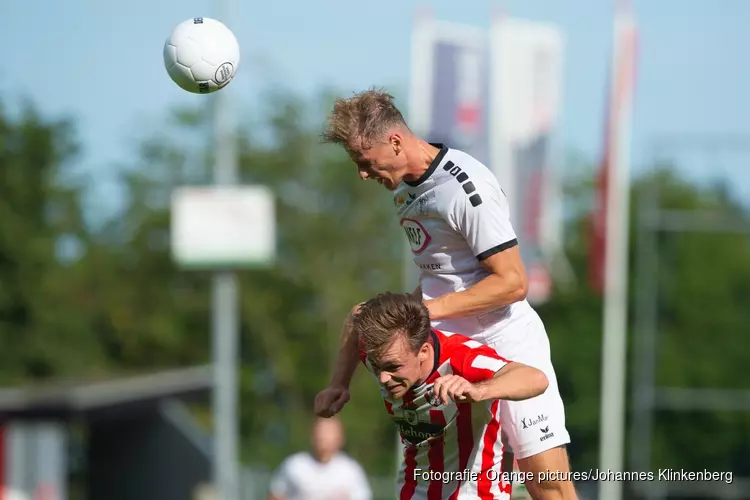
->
[403,409,419,426]
[419,263,442,271]
[400,218,431,254]
[395,420,446,445]
[426,388,443,407]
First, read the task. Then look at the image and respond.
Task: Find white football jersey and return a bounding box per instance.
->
[393,144,535,343]
[268,451,372,500]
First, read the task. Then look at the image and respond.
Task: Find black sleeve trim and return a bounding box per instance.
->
[476,239,518,261]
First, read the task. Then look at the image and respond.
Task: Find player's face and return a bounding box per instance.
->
[370,336,431,399]
[346,134,407,191]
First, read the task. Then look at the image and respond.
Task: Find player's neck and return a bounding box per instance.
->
[403,140,441,181]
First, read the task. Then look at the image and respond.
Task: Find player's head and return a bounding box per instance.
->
[353,292,434,399]
[322,88,419,191]
[310,416,345,463]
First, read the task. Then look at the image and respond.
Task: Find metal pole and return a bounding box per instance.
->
[398,6,429,480]
[213,0,239,498]
[630,173,659,500]
[597,3,634,498]
[596,138,631,500]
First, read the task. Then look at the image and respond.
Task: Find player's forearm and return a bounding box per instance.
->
[475,363,548,402]
[329,305,362,389]
[426,272,527,320]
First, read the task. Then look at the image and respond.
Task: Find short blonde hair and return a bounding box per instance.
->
[322,88,409,149]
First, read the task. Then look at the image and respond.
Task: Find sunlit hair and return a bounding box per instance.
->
[352,292,431,361]
[321,88,410,149]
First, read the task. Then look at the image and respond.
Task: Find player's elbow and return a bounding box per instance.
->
[516,274,529,302]
[504,269,528,303]
[530,368,549,397]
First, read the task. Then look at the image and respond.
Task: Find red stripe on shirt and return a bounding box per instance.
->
[477,400,501,499]
[400,445,418,500]
[449,403,475,499]
[427,410,447,499]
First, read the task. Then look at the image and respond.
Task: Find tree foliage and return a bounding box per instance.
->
[0,91,747,485]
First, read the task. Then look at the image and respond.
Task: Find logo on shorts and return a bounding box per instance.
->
[540,426,555,442]
[521,413,548,429]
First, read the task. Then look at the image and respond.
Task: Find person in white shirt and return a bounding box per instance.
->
[268,416,372,500]
[314,89,578,500]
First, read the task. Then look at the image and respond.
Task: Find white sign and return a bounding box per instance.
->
[170,186,276,268]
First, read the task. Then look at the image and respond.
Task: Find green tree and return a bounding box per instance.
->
[97,89,404,472]
[536,166,750,479]
[5,89,747,489]
[0,101,103,382]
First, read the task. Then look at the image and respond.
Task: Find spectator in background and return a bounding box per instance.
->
[268,416,372,500]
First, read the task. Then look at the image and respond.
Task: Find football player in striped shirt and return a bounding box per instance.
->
[316,89,578,499]
[351,292,548,500]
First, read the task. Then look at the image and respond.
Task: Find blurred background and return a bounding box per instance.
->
[1,0,748,499]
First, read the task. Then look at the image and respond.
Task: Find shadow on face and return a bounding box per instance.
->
[347,134,410,190]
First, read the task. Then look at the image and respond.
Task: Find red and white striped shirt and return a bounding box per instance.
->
[360,329,513,500]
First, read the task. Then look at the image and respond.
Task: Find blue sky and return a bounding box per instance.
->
[2,0,749,220]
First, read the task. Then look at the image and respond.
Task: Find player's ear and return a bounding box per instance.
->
[418,343,430,360]
[389,133,402,153]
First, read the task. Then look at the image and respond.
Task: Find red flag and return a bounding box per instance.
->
[589,0,637,294]
[590,116,610,293]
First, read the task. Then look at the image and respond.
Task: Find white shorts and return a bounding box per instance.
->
[484,316,570,459]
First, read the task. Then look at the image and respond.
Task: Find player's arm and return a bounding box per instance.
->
[473,362,548,402]
[329,303,363,389]
[434,347,547,404]
[427,248,527,320]
[425,182,528,320]
[314,303,365,417]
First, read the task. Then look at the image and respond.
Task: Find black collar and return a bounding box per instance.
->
[423,330,441,381]
[406,330,442,396]
[404,143,448,187]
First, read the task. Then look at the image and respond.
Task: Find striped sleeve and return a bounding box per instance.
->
[450,340,510,383]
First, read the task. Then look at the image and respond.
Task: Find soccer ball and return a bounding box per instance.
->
[163,17,240,94]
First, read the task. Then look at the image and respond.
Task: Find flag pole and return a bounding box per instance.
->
[597,2,636,500]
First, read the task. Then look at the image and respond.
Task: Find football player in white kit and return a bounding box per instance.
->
[314,89,578,500]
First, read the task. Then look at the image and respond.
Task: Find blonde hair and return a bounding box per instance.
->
[322,88,409,149]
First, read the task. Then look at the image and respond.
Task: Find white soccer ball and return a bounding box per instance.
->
[163,17,240,94]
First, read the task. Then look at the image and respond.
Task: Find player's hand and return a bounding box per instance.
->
[432,375,482,404]
[314,386,350,417]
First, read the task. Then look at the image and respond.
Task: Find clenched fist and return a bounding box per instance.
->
[431,375,484,405]
[314,386,351,417]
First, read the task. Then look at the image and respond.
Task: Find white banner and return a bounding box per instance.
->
[489,16,566,304]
